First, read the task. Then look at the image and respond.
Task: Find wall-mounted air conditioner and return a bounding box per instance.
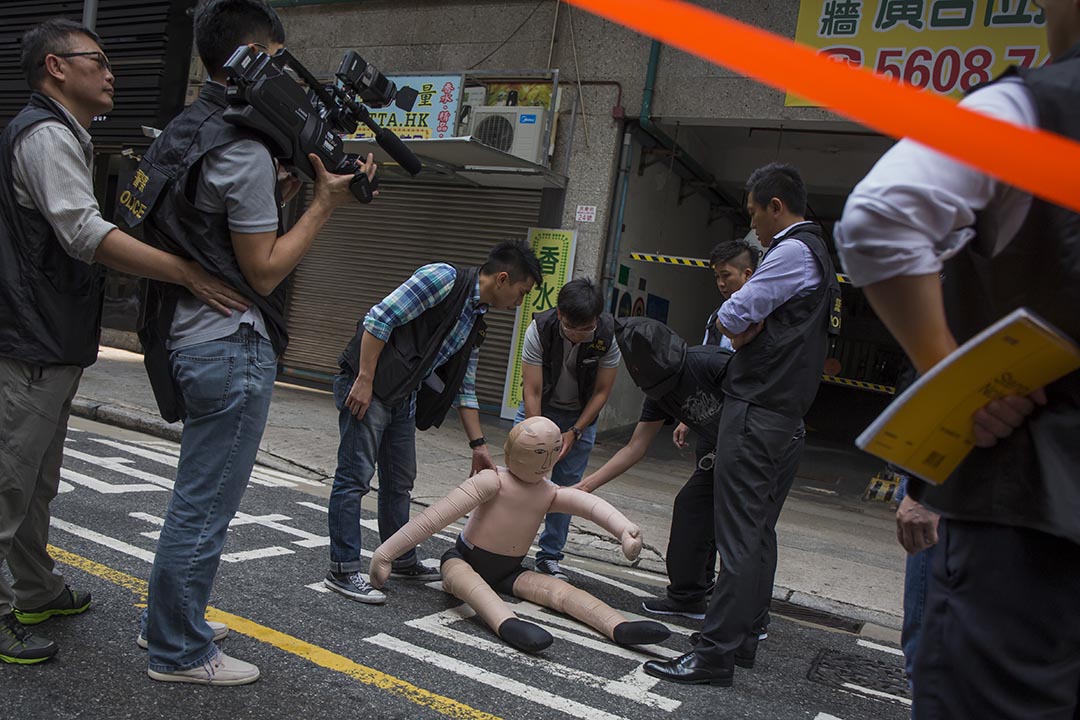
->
[469,106,548,165]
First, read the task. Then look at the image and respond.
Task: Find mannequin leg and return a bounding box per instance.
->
[512,571,669,646]
[442,558,551,653]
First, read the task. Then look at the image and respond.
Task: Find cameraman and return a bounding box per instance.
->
[0,19,247,666]
[128,0,374,686]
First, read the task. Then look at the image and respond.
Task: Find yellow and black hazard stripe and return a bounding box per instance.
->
[629,252,853,285]
[821,375,895,394]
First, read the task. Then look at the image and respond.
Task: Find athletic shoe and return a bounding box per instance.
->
[138,620,229,650]
[534,559,569,581]
[641,597,707,621]
[14,586,91,625]
[390,561,440,579]
[324,571,387,604]
[147,649,260,686]
[0,613,57,665]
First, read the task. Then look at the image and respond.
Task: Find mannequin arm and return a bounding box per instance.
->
[370,469,500,587]
[549,488,642,560]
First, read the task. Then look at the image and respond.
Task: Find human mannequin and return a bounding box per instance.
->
[369,416,669,653]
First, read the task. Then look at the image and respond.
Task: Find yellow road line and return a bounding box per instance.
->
[48,545,503,720]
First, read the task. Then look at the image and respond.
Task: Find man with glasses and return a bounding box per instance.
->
[0,19,247,666]
[518,277,620,580]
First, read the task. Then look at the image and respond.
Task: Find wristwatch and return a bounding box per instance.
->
[569,426,584,440]
[469,436,487,449]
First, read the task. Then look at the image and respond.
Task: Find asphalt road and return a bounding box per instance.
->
[3,418,911,720]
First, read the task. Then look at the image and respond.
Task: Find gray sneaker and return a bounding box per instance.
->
[147,648,260,686]
[1,613,58,665]
[534,559,569,581]
[138,620,229,650]
[324,571,387,604]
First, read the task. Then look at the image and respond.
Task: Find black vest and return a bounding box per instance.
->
[0,93,105,367]
[703,308,725,347]
[722,223,838,418]
[534,308,615,417]
[338,265,486,430]
[117,82,288,422]
[912,43,1080,545]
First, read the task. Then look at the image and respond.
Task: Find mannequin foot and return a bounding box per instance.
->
[497,617,553,653]
[613,620,671,646]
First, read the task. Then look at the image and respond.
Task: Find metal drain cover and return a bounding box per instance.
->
[807,649,910,703]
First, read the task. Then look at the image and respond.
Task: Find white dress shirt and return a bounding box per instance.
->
[835,78,1038,286]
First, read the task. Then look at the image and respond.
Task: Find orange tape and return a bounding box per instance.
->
[562,0,1080,215]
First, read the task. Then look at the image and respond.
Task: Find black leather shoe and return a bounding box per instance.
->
[643,650,734,686]
[688,632,758,669]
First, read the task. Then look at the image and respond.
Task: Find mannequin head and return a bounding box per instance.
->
[504,416,563,482]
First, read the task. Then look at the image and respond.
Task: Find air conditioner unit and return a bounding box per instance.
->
[469,106,547,165]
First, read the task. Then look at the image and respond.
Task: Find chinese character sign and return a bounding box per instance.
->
[788,0,1048,106]
[500,228,578,419]
[349,74,463,140]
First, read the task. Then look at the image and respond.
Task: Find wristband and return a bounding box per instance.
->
[570,426,583,440]
[469,436,487,449]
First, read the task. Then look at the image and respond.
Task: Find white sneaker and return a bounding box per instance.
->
[138,620,229,649]
[147,649,260,686]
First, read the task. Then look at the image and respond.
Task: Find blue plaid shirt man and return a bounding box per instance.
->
[364,263,486,409]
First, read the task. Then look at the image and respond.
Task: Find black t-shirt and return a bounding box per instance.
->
[636,345,730,446]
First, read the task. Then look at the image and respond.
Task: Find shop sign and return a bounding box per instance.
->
[500,228,578,419]
[788,0,1049,106]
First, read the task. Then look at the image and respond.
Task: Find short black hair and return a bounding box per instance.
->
[746,162,807,216]
[557,277,603,326]
[481,240,544,286]
[194,0,285,77]
[709,239,761,272]
[20,19,103,90]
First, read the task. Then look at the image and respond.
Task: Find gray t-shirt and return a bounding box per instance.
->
[168,136,278,350]
[521,319,621,412]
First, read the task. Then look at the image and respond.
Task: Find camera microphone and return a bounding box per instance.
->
[375,128,422,176]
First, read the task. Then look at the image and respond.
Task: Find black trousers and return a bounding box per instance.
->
[697,398,804,659]
[664,440,718,606]
[913,519,1080,719]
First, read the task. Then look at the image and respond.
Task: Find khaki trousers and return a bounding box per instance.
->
[0,355,81,616]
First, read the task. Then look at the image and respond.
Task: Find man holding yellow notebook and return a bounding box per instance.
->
[835,2,1080,716]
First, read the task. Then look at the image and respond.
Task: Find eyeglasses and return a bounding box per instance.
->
[44,51,112,72]
[560,321,598,335]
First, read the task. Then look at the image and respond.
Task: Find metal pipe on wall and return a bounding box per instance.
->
[82,0,99,30]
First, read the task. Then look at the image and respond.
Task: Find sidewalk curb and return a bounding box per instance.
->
[71,396,325,481]
[71,393,903,634]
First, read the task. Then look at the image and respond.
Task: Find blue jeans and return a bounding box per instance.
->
[897,476,935,681]
[328,374,418,574]
[145,326,276,672]
[515,405,596,562]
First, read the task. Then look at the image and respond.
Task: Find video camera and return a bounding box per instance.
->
[223,46,423,203]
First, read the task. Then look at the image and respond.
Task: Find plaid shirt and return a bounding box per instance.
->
[364,263,486,410]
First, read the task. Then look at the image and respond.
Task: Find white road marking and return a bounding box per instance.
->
[407,606,680,712]
[561,564,653,598]
[305,582,331,594]
[58,480,75,494]
[59,468,165,495]
[512,602,678,660]
[814,714,845,720]
[857,639,904,657]
[364,633,629,720]
[233,511,329,548]
[220,546,295,563]
[64,447,175,489]
[50,517,156,563]
[841,682,912,707]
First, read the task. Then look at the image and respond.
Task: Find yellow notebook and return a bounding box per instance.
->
[856,308,1080,485]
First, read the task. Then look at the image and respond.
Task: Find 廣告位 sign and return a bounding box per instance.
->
[788,0,1049,106]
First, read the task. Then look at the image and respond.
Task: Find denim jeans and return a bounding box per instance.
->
[328,374,418,574]
[145,325,276,672]
[897,476,934,681]
[515,405,597,563]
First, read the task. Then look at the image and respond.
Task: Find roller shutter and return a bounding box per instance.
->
[282,180,543,412]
